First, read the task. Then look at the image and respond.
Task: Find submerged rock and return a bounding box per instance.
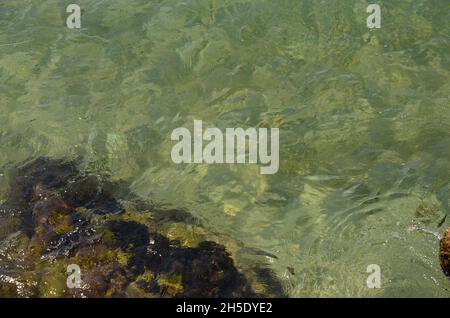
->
[0,158,284,297]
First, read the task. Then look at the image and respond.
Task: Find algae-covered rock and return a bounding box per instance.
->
[0,158,284,298]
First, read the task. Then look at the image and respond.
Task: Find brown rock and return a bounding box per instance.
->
[440,228,450,275]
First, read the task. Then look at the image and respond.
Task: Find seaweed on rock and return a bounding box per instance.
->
[0,158,283,297]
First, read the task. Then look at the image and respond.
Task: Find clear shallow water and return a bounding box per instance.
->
[0,0,449,297]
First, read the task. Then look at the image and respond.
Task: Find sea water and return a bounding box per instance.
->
[0,0,449,297]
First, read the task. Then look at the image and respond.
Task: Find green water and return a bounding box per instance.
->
[0,0,449,297]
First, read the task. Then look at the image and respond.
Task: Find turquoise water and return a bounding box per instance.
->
[0,0,449,297]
